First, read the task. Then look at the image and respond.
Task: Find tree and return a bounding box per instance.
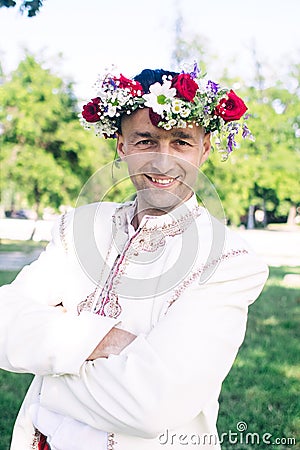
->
[0,0,44,17]
[0,54,114,216]
[202,79,300,226]
[171,26,300,226]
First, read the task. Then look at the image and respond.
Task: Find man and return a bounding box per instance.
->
[0,65,268,449]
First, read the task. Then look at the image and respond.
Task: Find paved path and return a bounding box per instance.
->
[0,249,45,271]
[236,228,300,267]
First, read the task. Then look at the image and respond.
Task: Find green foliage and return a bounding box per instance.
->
[0,55,115,216]
[171,28,300,225]
[202,76,300,225]
[0,0,44,17]
[1,49,300,224]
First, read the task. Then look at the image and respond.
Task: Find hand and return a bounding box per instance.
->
[87,327,136,360]
[55,302,67,312]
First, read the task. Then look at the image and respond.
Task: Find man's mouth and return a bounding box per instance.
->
[145,174,178,187]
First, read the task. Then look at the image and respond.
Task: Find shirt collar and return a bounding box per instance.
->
[115,194,201,235]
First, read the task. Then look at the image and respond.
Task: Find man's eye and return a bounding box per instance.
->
[176,140,190,146]
[136,140,153,145]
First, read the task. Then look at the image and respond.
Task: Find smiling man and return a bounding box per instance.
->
[117,107,211,225]
[0,65,268,450]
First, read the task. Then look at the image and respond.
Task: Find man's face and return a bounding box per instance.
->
[117,108,211,216]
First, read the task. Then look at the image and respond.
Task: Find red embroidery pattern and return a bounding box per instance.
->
[107,432,117,449]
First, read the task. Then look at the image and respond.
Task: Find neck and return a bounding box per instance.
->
[131,191,194,230]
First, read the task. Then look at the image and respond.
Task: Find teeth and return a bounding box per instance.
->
[150,177,174,185]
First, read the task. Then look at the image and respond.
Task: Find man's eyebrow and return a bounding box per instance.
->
[130,131,160,140]
[130,130,196,140]
[170,130,195,140]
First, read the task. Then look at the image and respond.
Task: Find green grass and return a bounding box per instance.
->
[0,270,33,450]
[0,239,47,253]
[217,266,300,449]
[0,371,33,449]
[0,265,299,449]
[0,272,19,286]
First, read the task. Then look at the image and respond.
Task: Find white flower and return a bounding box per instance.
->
[180,107,191,118]
[171,99,184,114]
[143,80,176,115]
[177,119,187,128]
[107,105,117,117]
[162,122,172,130]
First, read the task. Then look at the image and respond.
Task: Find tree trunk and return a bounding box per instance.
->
[29,183,41,240]
[263,198,268,228]
[247,204,255,229]
[287,204,296,226]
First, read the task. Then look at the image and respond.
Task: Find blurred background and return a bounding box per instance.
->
[0,1,299,449]
[0,0,300,228]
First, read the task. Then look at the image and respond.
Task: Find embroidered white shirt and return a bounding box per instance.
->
[0,195,269,449]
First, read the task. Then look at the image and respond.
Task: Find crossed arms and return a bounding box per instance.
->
[87,327,136,360]
[0,221,268,438]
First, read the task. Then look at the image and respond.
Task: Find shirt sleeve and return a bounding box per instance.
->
[0,212,119,376]
[40,251,268,438]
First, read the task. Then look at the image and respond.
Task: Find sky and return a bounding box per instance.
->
[0,0,299,100]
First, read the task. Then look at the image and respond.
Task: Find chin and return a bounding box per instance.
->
[138,189,186,213]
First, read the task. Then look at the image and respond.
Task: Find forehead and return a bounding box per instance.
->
[120,108,204,139]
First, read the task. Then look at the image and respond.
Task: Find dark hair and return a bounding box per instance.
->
[133,68,179,94]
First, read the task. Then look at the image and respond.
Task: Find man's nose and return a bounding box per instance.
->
[151,149,175,174]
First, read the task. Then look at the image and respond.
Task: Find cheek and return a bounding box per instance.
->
[182,149,203,169]
[125,151,154,174]
[178,153,202,185]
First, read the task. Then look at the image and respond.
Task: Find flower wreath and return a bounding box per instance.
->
[80,63,253,160]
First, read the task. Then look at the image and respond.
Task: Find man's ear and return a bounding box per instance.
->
[116,133,126,160]
[200,132,211,165]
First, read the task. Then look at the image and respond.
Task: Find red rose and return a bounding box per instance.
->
[171,73,198,102]
[149,108,162,127]
[215,90,248,122]
[82,97,101,122]
[114,74,143,97]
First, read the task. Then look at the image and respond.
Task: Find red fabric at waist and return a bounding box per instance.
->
[38,432,50,450]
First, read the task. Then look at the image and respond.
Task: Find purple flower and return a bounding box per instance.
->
[242,124,250,139]
[227,132,237,153]
[189,61,201,80]
[207,80,219,94]
[109,78,118,90]
[242,123,255,141]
